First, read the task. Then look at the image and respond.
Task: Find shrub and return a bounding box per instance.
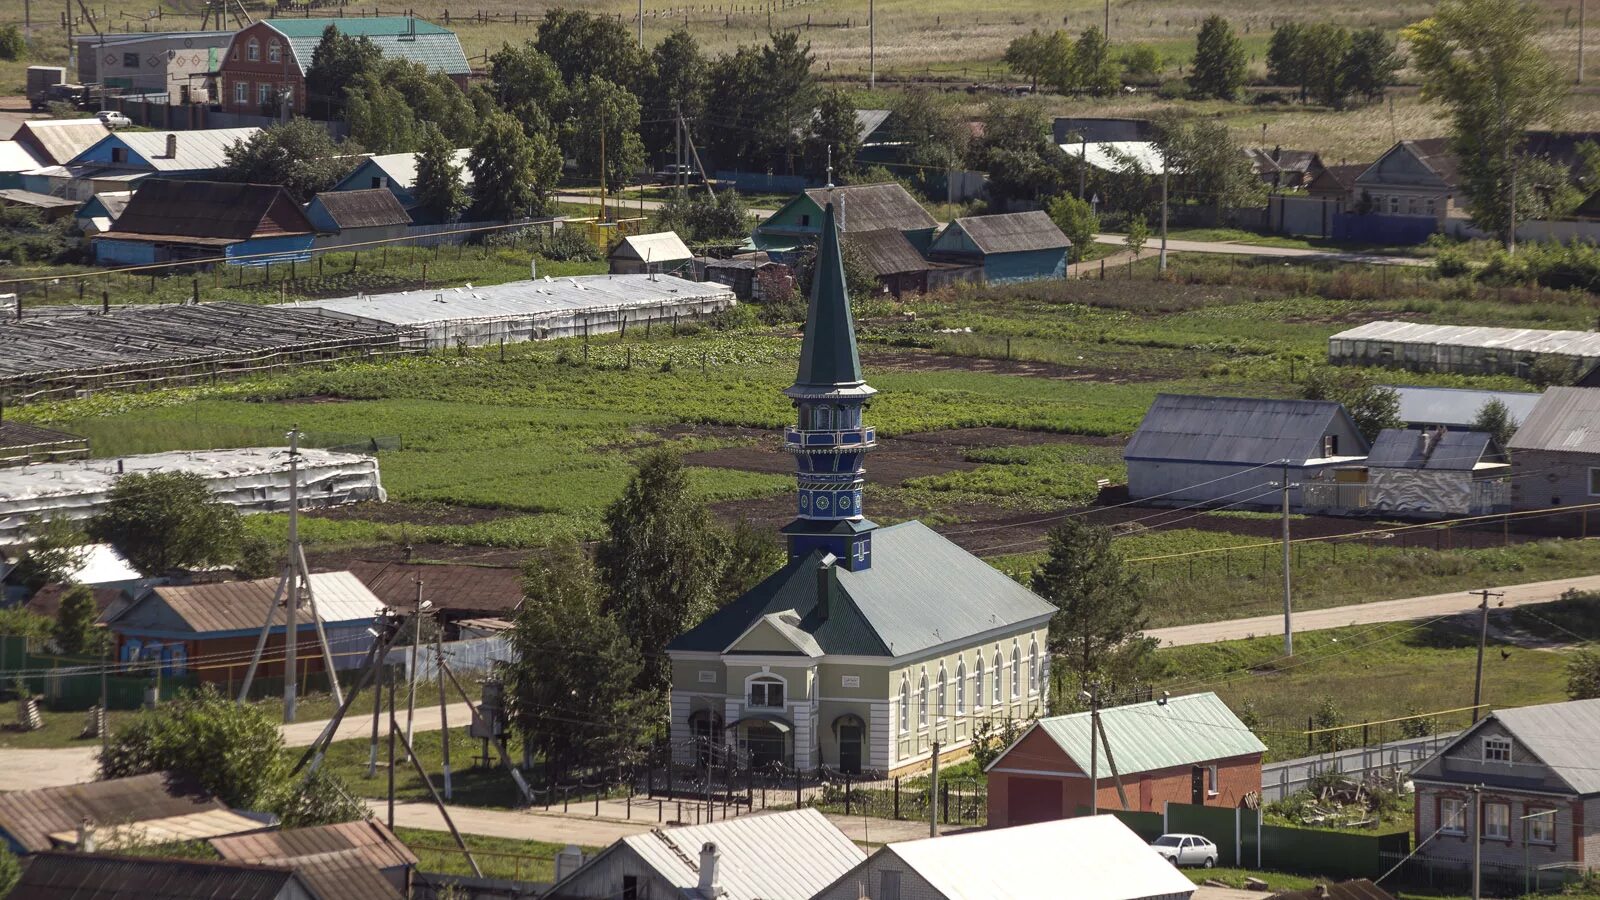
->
[1155,78,1190,100]
[1434,245,1472,278]
[0,25,25,61]
[532,227,601,262]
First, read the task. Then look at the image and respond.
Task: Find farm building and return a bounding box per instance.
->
[305,189,413,250]
[0,189,79,222]
[927,211,1070,283]
[1302,427,1510,517]
[93,179,316,266]
[847,228,935,297]
[344,560,523,637]
[985,693,1265,827]
[607,231,693,276]
[0,446,385,545]
[0,302,417,403]
[106,571,385,682]
[210,820,416,899]
[1384,385,1542,431]
[286,275,736,349]
[1508,387,1600,521]
[696,255,792,300]
[1124,394,1369,510]
[73,30,235,98]
[1329,321,1600,377]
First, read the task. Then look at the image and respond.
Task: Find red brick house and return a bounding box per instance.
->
[215,17,469,117]
[985,692,1265,827]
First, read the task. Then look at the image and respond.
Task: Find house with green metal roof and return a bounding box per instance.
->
[984,692,1265,827]
[216,17,469,118]
[667,201,1055,777]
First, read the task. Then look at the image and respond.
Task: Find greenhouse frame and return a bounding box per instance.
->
[1328,321,1600,377]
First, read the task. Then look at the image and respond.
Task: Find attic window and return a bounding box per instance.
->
[1323,435,1338,457]
[268,41,281,63]
[247,38,259,61]
[1483,736,1512,763]
[800,214,811,227]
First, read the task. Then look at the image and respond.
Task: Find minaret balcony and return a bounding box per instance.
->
[783,427,876,452]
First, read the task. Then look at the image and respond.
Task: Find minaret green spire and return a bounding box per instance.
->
[780,202,878,570]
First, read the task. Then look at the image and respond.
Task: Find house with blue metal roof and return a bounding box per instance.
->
[667,202,1056,777]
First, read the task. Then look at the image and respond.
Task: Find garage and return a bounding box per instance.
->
[1006,777,1063,826]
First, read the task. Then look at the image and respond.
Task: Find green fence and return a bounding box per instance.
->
[1159,803,1409,878]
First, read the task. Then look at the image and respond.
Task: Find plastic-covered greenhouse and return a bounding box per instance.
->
[1328,321,1600,376]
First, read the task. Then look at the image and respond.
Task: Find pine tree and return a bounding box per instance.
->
[1472,398,1518,449]
[1031,520,1153,691]
[468,111,560,220]
[1188,15,1247,100]
[53,584,98,655]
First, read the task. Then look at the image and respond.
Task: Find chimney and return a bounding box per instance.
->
[816,553,837,622]
[77,818,96,853]
[698,842,722,897]
[1315,885,1329,900]
[165,132,177,159]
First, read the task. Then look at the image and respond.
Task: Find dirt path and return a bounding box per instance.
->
[1093,232,1427,267]
[1147,573,1600,647]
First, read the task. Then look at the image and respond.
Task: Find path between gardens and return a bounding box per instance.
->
[1146,573,1600,648]
[1093,232,1428,267]
[0,702,475,791]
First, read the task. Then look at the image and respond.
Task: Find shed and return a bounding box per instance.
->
[12,853,315,900]
[608,231,693,276]
[305,189,412,250]
[927,211,1069,283]
[76,190,133,234]
[95,179,315,266]
[1124,394,1369,510]
[846,228,932,297]
[0,189,81,222]
[344,560,523,634]
[211,820,415,899]
[0,773,238,854]
[697,255,791,301]
[813,815,1196,900]
[985,693,1265,826]
[1383,385,1541,431]
[1508,386,1600,518]
[1329,321,1600,377]
[546,808,863,900]
[1308,163,1371,210]
[105,571,385,683]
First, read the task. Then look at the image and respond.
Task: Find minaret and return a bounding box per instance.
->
[780,202,877,571]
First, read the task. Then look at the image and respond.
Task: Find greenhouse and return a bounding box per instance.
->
[1328,321,1600,377]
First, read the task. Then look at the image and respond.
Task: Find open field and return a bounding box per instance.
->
[394,827,592,882]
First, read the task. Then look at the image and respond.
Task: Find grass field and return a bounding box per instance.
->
[394,827,594,882]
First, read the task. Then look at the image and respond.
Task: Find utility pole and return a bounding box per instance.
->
[1158,165,1169,272]
[868,0,875,90]
[386,659,396,829]
[1088,684,1101,816]
[1471,590,1503,723]
[599,119,607,224]
[283,429,301,723]
[435,621,452,800]
[637,0,643,48]
[674,102,683,190]
[1470,784,1484,900]
[404,578,423,762]
[1581,0,1587,84]
[1272,461,1299,655]
[928,741,941,838]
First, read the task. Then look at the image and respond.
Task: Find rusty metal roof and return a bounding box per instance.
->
[13,852,299,900]
[309,189,411,230]
[948,211,1070,254]
[0,773,222,853]
[210,820,417,871]
[846,228,929,277]
[343,561,524,614]
[802,183,937,233]
[110,571,384,636]
[47,809,270,848]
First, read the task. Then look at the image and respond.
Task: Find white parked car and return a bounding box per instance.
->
[96,110,132,128]
[1150,833,1217,868]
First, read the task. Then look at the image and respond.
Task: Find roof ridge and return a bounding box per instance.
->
[649,828,699,872]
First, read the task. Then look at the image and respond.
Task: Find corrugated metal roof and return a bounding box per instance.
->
[286,274,734,327]
[46,808,268,847]
[112,571,383,636]
[0,773,222,853]
[1021,692,1265,777]
[112,179,312,240]
[269,18,470,76]
[344,561,523,614]
[0,189,81,209]
[1507,386,1600,453]
[610,808,863,900]
[950,211,1070,254]
[802,183,937,233]
[13,852,298,900]
[846,228,929,276]
[611,231,692,263]
[81,128,259,172]
[0,140,43,172]
[671,521,1056,658]
[1331,321,1600,359]
[211,820,417,871]
[878,816,1195,900]
[1059,140,1172,174]
[15,119,111,166]
[1365,428,1497,470]
[309,189,411,230]
[1486,698,1600,795]
[285,848,403,900]
[1384,385,1541,429]
[346,148,472,192]
[1125,394,1363,465]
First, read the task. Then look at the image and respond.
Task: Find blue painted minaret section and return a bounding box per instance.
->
[781,202,877,571]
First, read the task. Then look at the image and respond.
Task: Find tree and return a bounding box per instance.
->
[1568,648,1600,700]
[1301,24,1353,108]
[221,119,360,202]
[1472,398,1519,448]
[9,515,88,593]
[652,188,750,243]
[564,77,646,192]
[1267,24,1309,99]
[886,91,969,175]
[0,24,26,61]
[595,450,724,691]
[303,25,382,118]
[643,28,708,158]
[800,235,878,300]
[804,89,862,182]
[1031,521,1155,694]
[1004,29,1070,92]
[715,521,783,604]
[469,111,558,221]
[53,584,99,655]
[1303,368,1402,442]
[344,75,417,154]
[505,546,651,778]
[1124,214,1150,257]
[535,8,647,89]
[345,59,478,151]
[412,122,470,224]
[1119,44,1163,82]
[86,472,243,576]
[100,687,285,809]
[1072,27,1121,97]
[704,32,819,174]
[1155,114,1265,212]
[0,844,17,897]
[971,99,1073,207]
[1188,15,1246,100]
[1046,194,1098,262]
[1405,0,1566,247]
[1342,28,1404,103]
[486,41,567,124]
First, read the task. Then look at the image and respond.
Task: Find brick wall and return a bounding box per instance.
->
[216,22,304,115]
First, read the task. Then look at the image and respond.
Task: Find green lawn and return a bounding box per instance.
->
[394,827,596,882]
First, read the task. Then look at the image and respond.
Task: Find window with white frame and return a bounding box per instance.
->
[1028,639,1039,695]
[1527,808,1557,845]
[247,38,259,61]
[973,657,984,709]
[1483,736,1512,763]
[898,678,909,734]
[992,650,1003,705]
[1206,764,1219,796]
[1010,646,1020,699]
[1589,467,1600,496]
[955,659,966,715]
[267,41,280,63]
[257,83,272,105]
[917,671,928,728]
[233,81,247,104]
[748,676,784,709]
[1484,802,1511,840]
[936,664,947,721]
[1440,797,1465,834]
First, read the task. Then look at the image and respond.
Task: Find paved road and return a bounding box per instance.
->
[1148,573,1600,648]
[553,192,777,218]
[0,702,474,791]
[1093,232,1427,267]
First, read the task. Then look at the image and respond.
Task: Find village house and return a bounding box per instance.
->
[608,231,694,276]
[1305,427,1509,518]
[1307,163,1371,212]
[753,182,938,258]
[1411,698,1600,876]
[847,227,936,297]
[331,148,474,218]
[10,119,110,167]
[304,188,413,250]
[926,211,1071,283]
[985,692,1265,827]
[93,179,316,266]
[0,773,266,855]
[1353,139,1459,224]
[1508,387,1600,529]
[667,204,1055,776]
[24,128,259,201]
[215,18,469,117]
